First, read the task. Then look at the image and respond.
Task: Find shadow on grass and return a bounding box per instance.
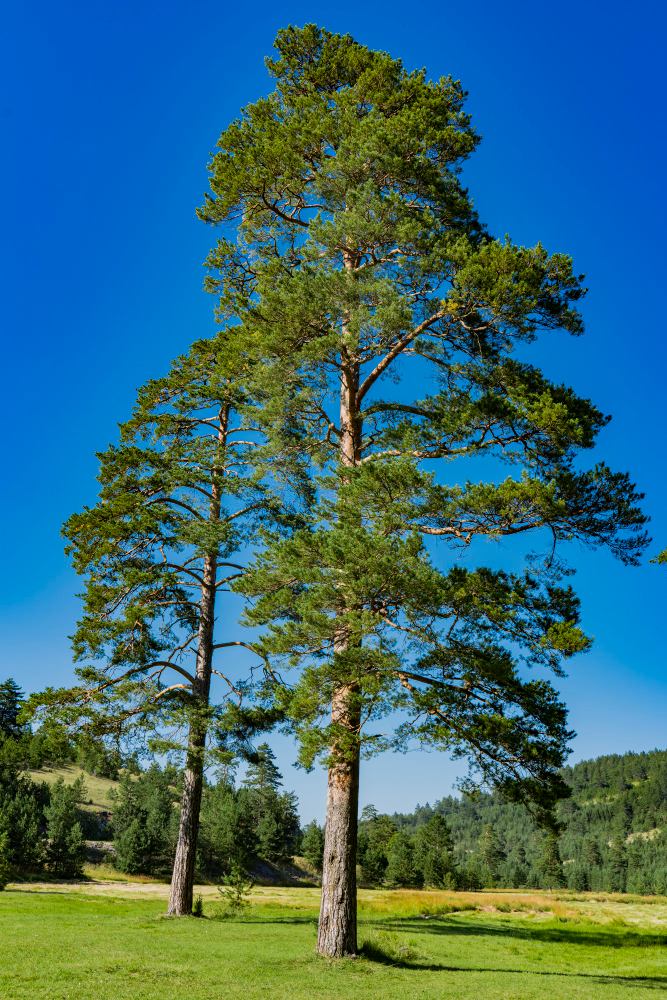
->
[212,914,318,926]
[359,938,667,989]
[373,915,667,949]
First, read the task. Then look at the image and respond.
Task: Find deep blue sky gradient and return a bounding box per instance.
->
[1,1,665,820]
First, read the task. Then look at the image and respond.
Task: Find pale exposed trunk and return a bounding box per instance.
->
[317,254,363,956]
[167,406,228,916]
[316,684,360,956]
[166,552,215,916]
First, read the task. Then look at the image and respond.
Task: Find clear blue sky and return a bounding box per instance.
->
[1,1,665,822]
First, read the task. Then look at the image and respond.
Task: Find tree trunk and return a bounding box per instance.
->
[167,553,215,916]
[167,716,207,915]
[317,268,362,956]
[317,685,360,956]
[167,406,227,916]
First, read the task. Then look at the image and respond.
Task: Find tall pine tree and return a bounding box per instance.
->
[34,337,285,914]
[198,25,647,955]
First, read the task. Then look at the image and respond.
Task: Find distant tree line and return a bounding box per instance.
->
[3,674,666,896]
[0,680,302,886]
[110,744,301,879]
[377,749,667,894]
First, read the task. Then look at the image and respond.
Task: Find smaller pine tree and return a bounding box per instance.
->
[568,865,590,892]
[607,837,628,893]
[540,833,565,889]
[45,779,85,878]
[0,679,26,740]
[358,811,396,886]
[218,861,254,916]
[583,836,602,869]
[300,821,325,873]
[243,744,283,795]
[413,815,455,888]
[385,832,417,887]
[480,825,505,887]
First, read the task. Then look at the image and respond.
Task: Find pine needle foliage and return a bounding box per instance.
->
[34,336,281,749]
[199,24,648,825]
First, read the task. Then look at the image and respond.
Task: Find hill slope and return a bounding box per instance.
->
[27,765,118,814]
[388,749,667,893]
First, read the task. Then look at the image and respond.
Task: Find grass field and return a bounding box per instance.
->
[1,883,666,999]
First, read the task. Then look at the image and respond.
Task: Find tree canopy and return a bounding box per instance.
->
[197,24,648,956]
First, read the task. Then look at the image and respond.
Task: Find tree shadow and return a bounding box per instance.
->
[359,942,667,990]
[359,917,667,989]
[225,914,318,926]
[373,915,667,949]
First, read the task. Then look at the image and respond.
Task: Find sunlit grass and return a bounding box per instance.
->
[1,883,666,999]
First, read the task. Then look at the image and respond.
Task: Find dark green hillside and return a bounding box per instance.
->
[381,750,667,893]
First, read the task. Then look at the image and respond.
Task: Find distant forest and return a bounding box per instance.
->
[1,678,666,894]
[377,750,667,894]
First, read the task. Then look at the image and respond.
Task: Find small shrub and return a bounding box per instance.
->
[192,894,204,918]
[217,862,253,916]
[360,931,423,965]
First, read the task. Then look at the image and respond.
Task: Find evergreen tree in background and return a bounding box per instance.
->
[608,836,628,893]
[480,823,505,887]
[0,679,26,740]
[199,23,647,954]
[44,778,85,878]
[413,814,455,887]
[357,807,397,885]
[243,743,283,794]
[32,337,291,915]
[242,744,300,864]
[112,766,178,876]
[0,833,11,890]
[300,820,325,872]
[583,836,602,869]
[0,764,45,872]
[199,778,258,875]
[539,833,565,889]
[384,831,417,887]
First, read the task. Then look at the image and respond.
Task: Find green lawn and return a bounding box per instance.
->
[1,886,666,999]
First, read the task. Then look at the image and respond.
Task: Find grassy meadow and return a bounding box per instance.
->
[27,764,118,813]
[2,882,666,999]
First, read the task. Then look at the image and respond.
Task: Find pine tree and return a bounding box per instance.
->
[199,779,258,875]
[301,820,325,872]
[0,764,45,872]
[384,832,417,887]
[44,779,85,878]
[242,744,300,863]
[480,824,505,887]
[413,814,455,887]
[112,767,177,876]
[608,836,628,893]
[199,25,647,955]
[583,836,602,869]
[540,833,565,889]
[0,679,26,741]
[357,810,397,885]
[243,743,283,795]
[32,338,287,915]
[568,865,590,891]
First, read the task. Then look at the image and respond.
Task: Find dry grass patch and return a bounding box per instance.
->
[27,765,118,812]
